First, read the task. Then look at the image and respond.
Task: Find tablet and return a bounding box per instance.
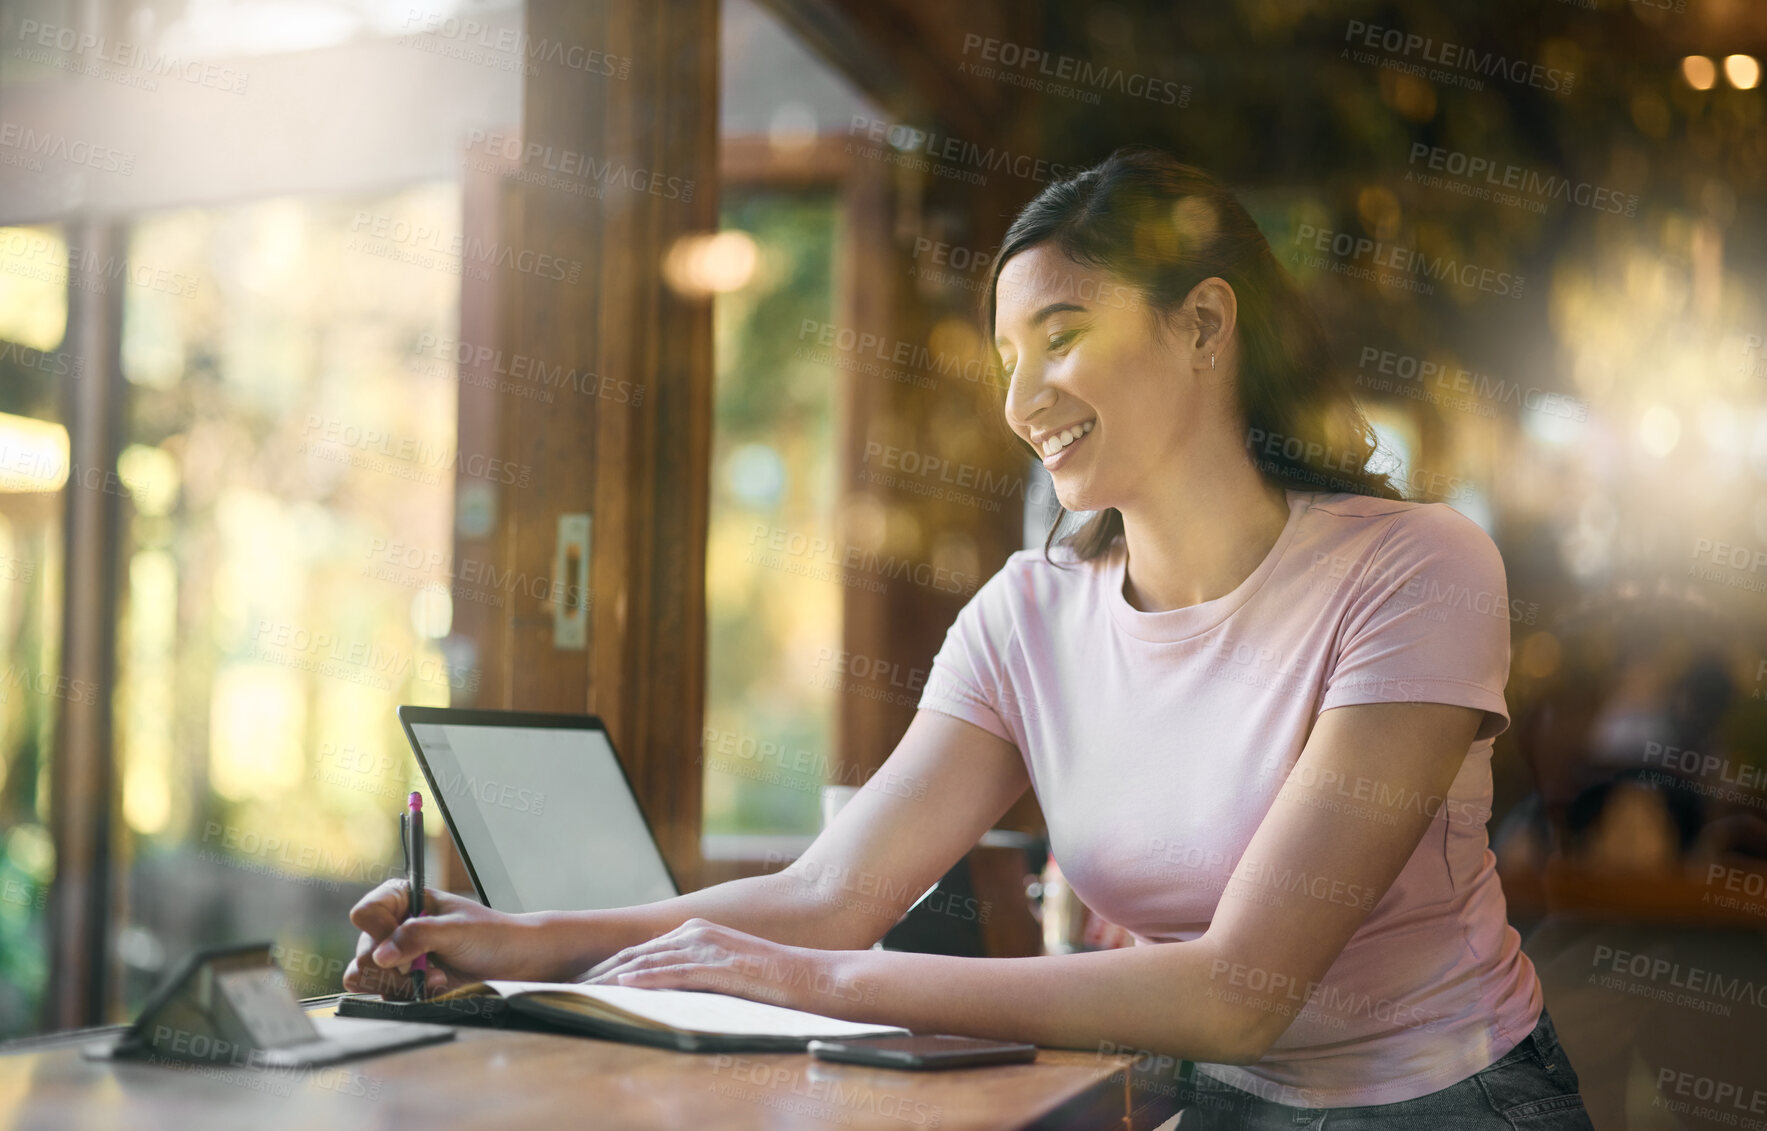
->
[397,707,681,913]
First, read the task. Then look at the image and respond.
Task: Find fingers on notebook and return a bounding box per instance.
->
[583,918,728,982]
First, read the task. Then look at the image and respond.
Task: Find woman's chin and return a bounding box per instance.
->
[1051,485,1104,514]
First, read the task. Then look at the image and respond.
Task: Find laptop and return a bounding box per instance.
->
[396,707,681,913]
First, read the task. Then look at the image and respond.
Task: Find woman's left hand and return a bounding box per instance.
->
[578,918,874,1016]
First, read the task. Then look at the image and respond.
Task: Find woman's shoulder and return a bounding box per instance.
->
[1300,491,1504,596]
[1304,490,1495,552]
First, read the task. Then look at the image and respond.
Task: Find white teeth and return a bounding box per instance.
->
[1041,420,1095,457]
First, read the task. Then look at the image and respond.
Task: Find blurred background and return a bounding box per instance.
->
[1,0,1765,1125]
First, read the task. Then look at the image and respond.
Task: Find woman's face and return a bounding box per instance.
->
[994,243,1224,515]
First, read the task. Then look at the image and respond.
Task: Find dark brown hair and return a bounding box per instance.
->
[981,145,1404,565]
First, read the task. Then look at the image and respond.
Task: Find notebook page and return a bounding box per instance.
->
[483,981,908,1039]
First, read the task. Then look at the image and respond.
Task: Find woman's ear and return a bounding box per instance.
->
[1187,277,1238,361]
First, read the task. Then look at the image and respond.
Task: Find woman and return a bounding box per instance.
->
[345,146,1593,1128]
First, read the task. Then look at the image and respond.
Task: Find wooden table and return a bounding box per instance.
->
[0,999,1186,1130]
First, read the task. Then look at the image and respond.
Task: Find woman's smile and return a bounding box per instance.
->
[1039,419,1096,470]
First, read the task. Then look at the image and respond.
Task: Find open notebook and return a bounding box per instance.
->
[342,981,910,1053]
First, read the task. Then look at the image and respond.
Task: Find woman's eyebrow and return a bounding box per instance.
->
[994,301,1089,348]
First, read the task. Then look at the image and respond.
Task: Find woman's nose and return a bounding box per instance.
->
[1006,360,1053,425]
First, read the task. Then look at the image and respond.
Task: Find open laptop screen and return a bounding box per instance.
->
[402,713,679,914]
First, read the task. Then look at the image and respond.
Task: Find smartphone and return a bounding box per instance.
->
[806,1034,1038,1070]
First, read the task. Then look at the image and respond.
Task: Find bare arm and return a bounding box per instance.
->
[347,709,1030,990]
[585,701,1483,1070]
[816,701,1483,1064]
[546,709,1031,968]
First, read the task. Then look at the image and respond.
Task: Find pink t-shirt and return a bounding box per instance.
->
[916,487,1542,1107]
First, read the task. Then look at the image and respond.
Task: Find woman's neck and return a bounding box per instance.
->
[1117,470,1293,613]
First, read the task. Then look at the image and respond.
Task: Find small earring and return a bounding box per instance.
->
[1210,352,1216,370]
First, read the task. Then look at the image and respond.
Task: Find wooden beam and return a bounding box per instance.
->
[479,0,718,890]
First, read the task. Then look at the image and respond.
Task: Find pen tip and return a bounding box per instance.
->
[408,791,422,811]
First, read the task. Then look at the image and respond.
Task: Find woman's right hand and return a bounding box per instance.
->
[341,880,566,998]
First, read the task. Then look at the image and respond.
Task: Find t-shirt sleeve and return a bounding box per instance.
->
[1319,504,1513,743]
[916,558,1019,744]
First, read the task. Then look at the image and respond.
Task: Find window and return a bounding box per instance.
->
[703,190,841,837]
[110,193,464,1012]
[0,224,69,1039]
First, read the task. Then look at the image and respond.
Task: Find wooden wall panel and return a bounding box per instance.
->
[466,0,718,889]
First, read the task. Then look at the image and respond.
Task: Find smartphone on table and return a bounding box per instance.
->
[806,1034,1038,1070]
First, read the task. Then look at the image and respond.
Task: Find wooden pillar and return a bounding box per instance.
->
[47,220,127,1028]
[466,0,718,889]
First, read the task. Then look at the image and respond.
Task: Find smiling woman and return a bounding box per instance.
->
[345,147,1592,1131]
[983,147,1405,571]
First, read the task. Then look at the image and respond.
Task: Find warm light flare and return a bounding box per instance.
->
[1682,55,1716,90]
[1724,54,1760,90]
[663,231,759,296]
[0,413,70,493]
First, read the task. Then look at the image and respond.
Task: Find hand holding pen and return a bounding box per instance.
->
[401,791,431,1000]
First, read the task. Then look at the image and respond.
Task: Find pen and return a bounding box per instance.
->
[403,791,429,1000]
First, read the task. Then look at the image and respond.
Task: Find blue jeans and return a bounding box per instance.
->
[1173,1009,1594,1128]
